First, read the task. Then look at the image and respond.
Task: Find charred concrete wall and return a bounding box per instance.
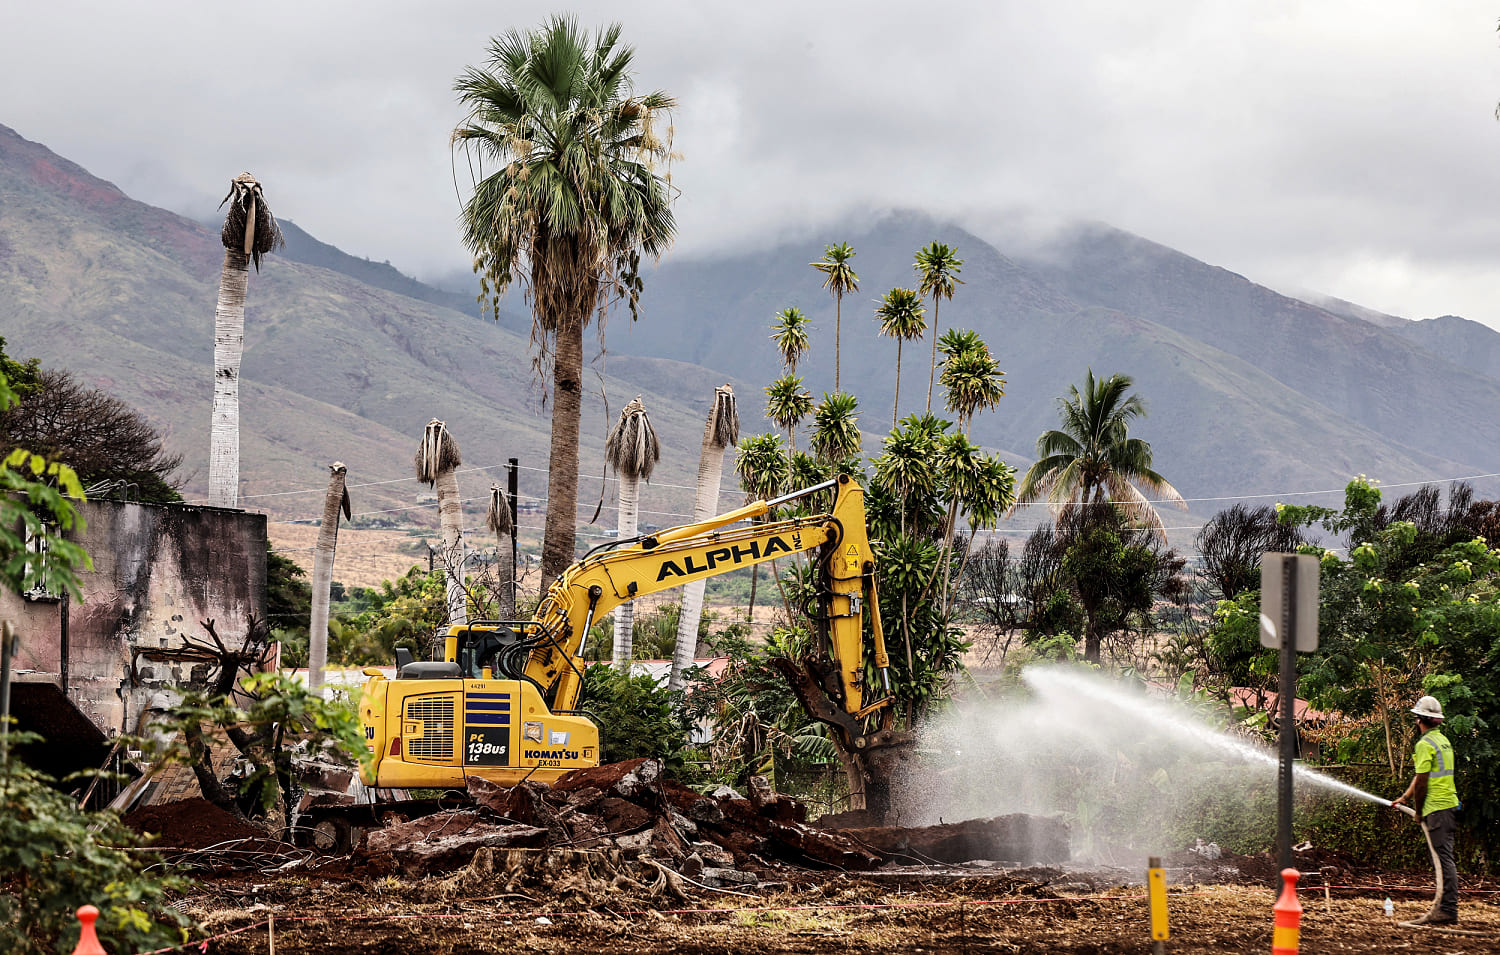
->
[2,499,267,741]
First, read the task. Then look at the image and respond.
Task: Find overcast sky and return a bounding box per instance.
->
[4,2,1499,326]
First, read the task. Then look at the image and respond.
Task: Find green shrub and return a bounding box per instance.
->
[579,664,693,778]
[0,741,195,954]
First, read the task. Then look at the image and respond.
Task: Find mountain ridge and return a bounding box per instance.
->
[5,121,1500,554]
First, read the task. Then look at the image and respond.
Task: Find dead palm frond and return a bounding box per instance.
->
[606,395,661,483]
[486,483,512,536]
[706,384,739,450]
[219,173,284,271]
[415,419,463,484]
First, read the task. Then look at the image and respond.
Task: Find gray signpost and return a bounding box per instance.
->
[1260,552,1319,886]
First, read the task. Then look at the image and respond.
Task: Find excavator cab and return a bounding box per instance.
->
[358,623,600,789]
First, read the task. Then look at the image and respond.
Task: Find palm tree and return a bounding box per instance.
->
[811,243,858,391]
[765,374,814,452]
[810,392,862,464]
[915,242,964,415]
[937,328,1005,433]
[1015,369,1186,537]
[874,288,927,428]
[770,306,812,371]
[416,419,466,628]
[208,173,282,508]
[485,483,515,619]
[735,432,790,624]
[454,16,676,592]
[671,385,739,690]
[308,462,350,690]
[605,396,660,670]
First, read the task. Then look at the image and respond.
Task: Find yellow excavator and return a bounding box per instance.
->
[358,474,895,790]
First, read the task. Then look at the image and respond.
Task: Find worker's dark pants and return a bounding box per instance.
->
[1425,807,1459,917]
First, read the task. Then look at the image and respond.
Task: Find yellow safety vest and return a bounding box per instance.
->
[1414,729,1459,814]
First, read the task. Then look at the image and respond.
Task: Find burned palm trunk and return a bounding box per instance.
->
[605,397,660,670]
[672,386,738,689]
[208,173,281,508]
[416,420,467,628]
[308,463,350,688]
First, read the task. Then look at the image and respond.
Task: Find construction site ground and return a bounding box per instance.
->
[126,795,1500,954]
[169,870,1499,954]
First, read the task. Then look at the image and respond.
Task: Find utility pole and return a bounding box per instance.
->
[508,458,519,613]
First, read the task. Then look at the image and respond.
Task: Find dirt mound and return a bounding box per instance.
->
[124,798,267,849]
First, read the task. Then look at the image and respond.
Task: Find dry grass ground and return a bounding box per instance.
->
[186,874,1500,955]
[266,523,431,590]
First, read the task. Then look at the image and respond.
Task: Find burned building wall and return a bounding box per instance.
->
[2,499,267,741]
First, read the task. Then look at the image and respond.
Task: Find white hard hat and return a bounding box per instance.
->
[1411,696,1444,720]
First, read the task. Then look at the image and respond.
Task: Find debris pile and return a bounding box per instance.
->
[353,759,1069,881]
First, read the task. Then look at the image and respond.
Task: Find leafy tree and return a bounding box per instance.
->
[811,242,858,391]
[0,365,183,503]
[914,242,963,413]
[1015,369,1185,538]
[209,174,282,508]
[0,337,41,399]
[1054,501,1188,664]
[736,432,791,621]
[770,306,812,371]
[874,287,926,428]
[579,664,691,776]
[266,543,312,666]
[1212,478,1500,857]
[0,365,191,955]
[765,374,814,451]
[684,626,835,793]
[810,391,862,463]
[1196,503,1306,602]
[455,15,676,591]
[333,566,445,666]
[936,328,1005,434]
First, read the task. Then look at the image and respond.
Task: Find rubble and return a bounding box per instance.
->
[346,758,1070,881]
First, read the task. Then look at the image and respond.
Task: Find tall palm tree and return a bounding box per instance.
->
[208,173,282,508]
[308,462,350,689]
[1015,369,1186,537]
[416,419,466,628]
[936,328,1005,433]
[485,482,515,619]
[915,242,964,415]
[811,243,858,391]
[605,396,660,670]
[734,432,790,623]
[765,374,814,452]
[874,288,927,428]
[672,385,739,690]
[770,306,812,371]
[454,16,676,592]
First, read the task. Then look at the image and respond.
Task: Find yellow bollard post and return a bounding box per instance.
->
[71,905,107,955]
[1147,856,1169,954]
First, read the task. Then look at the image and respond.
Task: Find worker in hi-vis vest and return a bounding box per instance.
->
[1392,694,1460,925]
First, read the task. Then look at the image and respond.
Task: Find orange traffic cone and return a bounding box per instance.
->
[71,905,107,955]
[1272,868,1302,955]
